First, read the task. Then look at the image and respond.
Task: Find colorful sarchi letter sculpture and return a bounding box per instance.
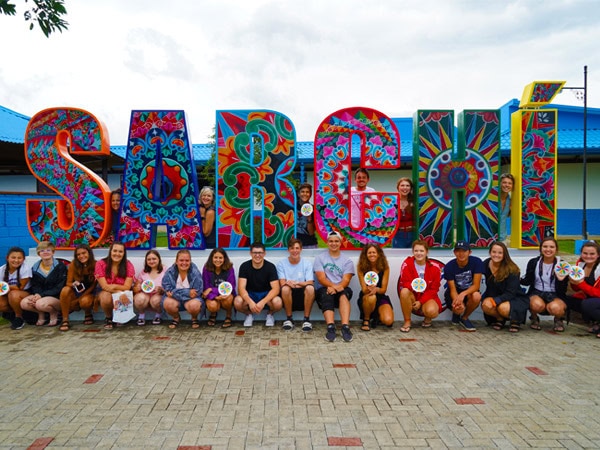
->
[119,110,203,249]
[510,81,565,248]
[414,110,500,247]
[24,108,111,249]
[216,110,296,248]
[313,107,400,250]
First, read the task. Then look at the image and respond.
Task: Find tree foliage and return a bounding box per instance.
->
[0,0,68,37]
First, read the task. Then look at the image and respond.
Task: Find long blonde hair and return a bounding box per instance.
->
[489,241,519,282]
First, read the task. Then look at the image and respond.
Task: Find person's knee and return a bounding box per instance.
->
[281,285,292,299]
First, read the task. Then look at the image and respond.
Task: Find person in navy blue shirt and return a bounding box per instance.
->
[444,241,484,331]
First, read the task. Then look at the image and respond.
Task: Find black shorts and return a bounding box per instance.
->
[316,287,353,312]
[530,289,560,304]
[289,288,305,311]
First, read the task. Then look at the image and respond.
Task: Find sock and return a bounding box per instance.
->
[138,313,146,320]
[304,316,310,322]
[287,315,293,321]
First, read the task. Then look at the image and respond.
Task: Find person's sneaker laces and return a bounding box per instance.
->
[265,314,275,327]
[243,314,254,327]
[282,319,294,330]
[451,313,461,325]
[460,317,476,331]
[302,321,312,332]
[341,325,353,342]
[325,325,336,342]
[10,317,25,330]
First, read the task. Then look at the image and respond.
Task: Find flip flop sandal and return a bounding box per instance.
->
[104,318,114,330]
[492,321,505,331]
[83,315,94,325]
[191,319,200,329]
[168,318,180,329]
[553,318,565,332]
[509,322,521,333]
[530,317,541,330]
[207,314,217,327]
[59,321,70,332]
[361,319,371,331]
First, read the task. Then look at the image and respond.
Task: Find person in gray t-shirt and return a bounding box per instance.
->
[313,231,355,342]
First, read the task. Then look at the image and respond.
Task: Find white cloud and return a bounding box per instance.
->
[0,0,598,144]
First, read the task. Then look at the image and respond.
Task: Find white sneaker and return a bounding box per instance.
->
[265,313,275,327]
[243,314,254,327]
[282,320,294,330]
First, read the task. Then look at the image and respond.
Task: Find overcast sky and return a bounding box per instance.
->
[1,0,598,145]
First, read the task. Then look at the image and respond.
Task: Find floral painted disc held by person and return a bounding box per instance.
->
[554,261,571,277]
[301,203,313,216]
[0,281,8,296]
[218,281,233,296]
[141,280,155,293]
[569,265,585,282]
[411,278,427,293]
[364,271,379,286]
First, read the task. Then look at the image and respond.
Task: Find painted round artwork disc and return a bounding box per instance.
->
[141,280,155,293]
[569,265,585,282]
[301,203,313,216]
[0,281,9,296]
[364,271,379,286]
[554,261,571,277]
[218,281,233,296]
[411,278,427,293]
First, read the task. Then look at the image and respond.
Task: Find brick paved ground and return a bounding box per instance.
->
[1,317,599,449]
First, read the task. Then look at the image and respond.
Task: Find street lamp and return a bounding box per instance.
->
[559,65,588,240]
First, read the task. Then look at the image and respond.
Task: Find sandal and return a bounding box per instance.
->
[47,318,59,327]
[104,318,114,330]
[361,319,371,331]
[59,321,70,332]
[152,316,162,325]
[530,316,541,331]
[83,315,94,325]
[137,318,146,326]
[588,323,600,334]
[35,319,46,326]
[168,318,180,329]
[421,319,432,328]
[509,322,521,333]
[221,317,232,328]
[553,318,565,332]
[207,314,217,327]
[191,319,200,329]
[400,323,411,333]
[492,321,505,331]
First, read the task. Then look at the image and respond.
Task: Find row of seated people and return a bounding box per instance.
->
[1,236,599,343]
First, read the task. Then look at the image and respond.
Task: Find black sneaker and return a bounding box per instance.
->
[451,313,461,325]
[10,317,25,330]
[341,325,353,342]
[325,325,336,342]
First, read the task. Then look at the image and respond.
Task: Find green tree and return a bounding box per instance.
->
[0,0,68,37]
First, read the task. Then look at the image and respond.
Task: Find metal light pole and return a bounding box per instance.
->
[560,65,588,240]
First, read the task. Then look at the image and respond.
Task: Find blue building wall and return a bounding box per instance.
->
[0,194,38,258]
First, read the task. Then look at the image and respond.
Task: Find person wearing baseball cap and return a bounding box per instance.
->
[443,240,484,331]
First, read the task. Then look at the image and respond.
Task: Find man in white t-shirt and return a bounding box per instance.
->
[350,168,375,229]
[276,238,315,332]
